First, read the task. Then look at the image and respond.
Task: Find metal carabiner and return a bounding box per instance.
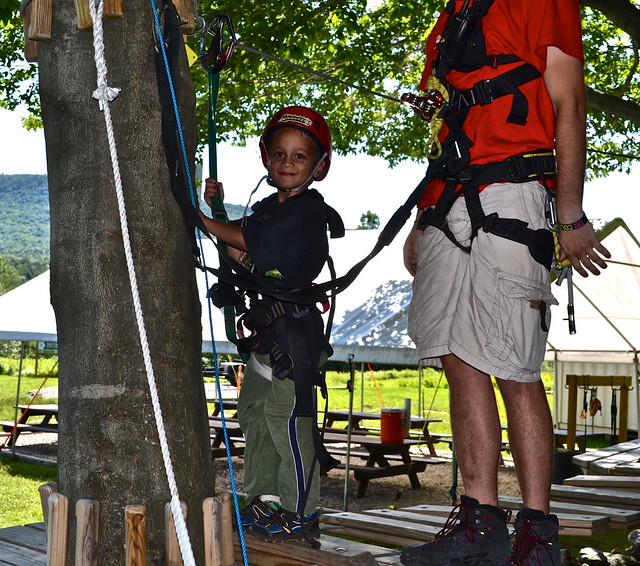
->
[200,14,237,73]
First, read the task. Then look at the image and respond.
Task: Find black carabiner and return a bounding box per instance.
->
[200,14,236,73]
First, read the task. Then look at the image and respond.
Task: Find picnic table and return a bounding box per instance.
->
[208,416,244,459]
[0,404,59,443]
[322,431,428,498]
[323,410,444,455]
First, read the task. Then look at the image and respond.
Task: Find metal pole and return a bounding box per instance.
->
[343,354,356,512]
[360,362,365,412]
[11,342,25,455]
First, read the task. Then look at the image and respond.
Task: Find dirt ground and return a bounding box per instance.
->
[212,449,523,513]
[8,433,522,512]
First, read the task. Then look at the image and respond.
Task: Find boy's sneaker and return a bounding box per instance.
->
[500,508,561,566]
[236,497,281,531]
[249,507,321,544]
[400,495,511,566]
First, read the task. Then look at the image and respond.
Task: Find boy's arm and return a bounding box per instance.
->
[544,46,610,277]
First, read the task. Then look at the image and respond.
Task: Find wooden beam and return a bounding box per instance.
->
[47,493,69,566]
[125,505,147,566]
[75,499,99,566]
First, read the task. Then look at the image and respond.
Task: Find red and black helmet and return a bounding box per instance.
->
[259,106,332,181]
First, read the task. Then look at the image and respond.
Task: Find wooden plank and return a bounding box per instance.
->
[550,484,640,509]
[47,493,68,566]
[316,534,402,565]
[76,500,99,566]
[321,525,421,549]
[499,495,640,529]
[590,449,640,475]
[0,539,46,566]
[165,501,186,566]
[364,507,608,537]
[564,475,640,490]
[125,505,147,566]
[322,512,439,542]
[233,531,378,566]
[0,525,47,553]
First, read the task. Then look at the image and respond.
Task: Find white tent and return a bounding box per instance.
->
[1,220,639,432]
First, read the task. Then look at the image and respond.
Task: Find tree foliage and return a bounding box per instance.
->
[358,210,381,229]
[2,0,640,173]
[0,174,50,262]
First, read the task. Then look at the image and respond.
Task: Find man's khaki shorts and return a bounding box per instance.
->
[408,181,558,382]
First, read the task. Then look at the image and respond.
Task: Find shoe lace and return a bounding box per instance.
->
[433,503,476,546]
[511,519,555,565]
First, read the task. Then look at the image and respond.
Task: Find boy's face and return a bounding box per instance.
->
[266,127,325,196]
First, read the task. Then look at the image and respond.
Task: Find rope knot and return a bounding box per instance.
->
[92,85,121,110]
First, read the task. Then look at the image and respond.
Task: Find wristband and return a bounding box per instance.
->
[556,213,589,231]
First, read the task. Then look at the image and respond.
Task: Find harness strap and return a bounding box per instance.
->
[421,151,557,270]
[448,63,541,125]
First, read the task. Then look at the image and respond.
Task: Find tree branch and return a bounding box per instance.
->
[581,0,640,45]
[586,86,640,123]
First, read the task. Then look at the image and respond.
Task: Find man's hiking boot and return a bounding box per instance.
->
[400,495,511,566]
[249,507,321,544]
[235,497,281,531]
[499,508,560,566]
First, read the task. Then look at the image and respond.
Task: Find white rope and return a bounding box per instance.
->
[88,2,197,565]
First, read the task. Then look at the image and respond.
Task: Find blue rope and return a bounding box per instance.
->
[149,3,249,563]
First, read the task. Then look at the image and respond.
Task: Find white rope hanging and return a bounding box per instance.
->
[88,1,197,564]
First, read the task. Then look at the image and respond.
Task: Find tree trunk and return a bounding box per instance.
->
[38,1,214,564]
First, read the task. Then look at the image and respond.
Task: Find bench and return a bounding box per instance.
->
[348,461,428,498]
[0,421,58,442]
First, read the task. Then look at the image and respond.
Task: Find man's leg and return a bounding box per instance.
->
[497,378,554,513]
[400,353,511,566]
[442,353,503,505]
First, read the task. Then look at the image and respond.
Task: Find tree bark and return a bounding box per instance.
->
[38,1,214,564]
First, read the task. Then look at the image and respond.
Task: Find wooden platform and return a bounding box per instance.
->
[4,475,640,564]
[572,438,640,475]
[0,521,401,566]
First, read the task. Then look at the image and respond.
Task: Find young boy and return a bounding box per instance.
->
[199,106,344,544]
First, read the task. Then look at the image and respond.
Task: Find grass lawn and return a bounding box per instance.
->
[0,457,56,528]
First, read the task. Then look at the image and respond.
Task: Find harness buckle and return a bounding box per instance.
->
[482,212,499,233]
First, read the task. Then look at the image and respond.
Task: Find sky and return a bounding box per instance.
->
[2,105,640,236]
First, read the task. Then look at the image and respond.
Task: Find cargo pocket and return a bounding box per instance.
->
[486,272,558,373]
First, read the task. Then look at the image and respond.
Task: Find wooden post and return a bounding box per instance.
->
[215,490,235,566]
[203,492,235,566]
[76,500,99,566]
[74,0,125,31]
[173,0,195,34]
[47,493,69,566]
[125,505,148,566]
[38,481,58,533]
[165,501,188,566]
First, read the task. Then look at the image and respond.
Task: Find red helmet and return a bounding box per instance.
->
[259,106,332,181]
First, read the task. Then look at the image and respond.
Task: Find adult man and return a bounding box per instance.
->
[401,1,610,564]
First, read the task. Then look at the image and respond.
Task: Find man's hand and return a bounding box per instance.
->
[403,227,422,276]
[558,223,610,277]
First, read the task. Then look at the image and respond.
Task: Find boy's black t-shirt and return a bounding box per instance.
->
[242,189,333,288]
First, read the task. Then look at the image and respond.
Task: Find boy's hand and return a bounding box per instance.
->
[204,178,224,208]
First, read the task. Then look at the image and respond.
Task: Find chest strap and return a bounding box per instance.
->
[448,63,541,125]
